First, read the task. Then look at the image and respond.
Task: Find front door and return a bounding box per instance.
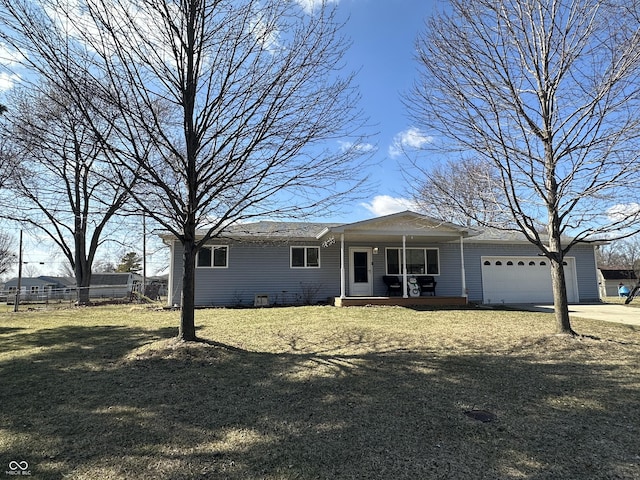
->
[349,248,373,296]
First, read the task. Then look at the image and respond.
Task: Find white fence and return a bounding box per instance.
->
[2,282,164,304]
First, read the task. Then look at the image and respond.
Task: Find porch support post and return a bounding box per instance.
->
[402,234,408,298]
[460,235,467,298]
[340,233,346,298]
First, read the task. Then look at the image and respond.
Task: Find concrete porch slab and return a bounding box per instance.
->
[332,296,468,307]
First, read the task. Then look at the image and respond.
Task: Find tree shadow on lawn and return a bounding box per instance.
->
[0,325,638,480]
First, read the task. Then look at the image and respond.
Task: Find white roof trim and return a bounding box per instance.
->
[316,210,480,239]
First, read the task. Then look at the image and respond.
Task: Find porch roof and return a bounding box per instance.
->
[316,211,481,243]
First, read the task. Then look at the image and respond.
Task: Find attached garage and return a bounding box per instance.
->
[481,256,578,304]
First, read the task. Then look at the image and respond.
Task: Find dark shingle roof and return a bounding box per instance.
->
[91,273,138,285]
[599,268,637,280]
[218,221,340,240]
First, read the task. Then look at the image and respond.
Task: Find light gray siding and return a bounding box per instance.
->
[168,237,600,306]
[572,245,600,301]
[171,240,342,306]
[170,239,467,306]
[463,242,599,303]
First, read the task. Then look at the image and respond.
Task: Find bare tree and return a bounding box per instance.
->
[410,156,511,227]
[0,232,14,276]
[597,237,640,278]
[0,0,370,340]
[0,84,135,304]
[0,104,16,189]
[406,0,640,335]
[90,259,117,274]
[21,262,41,278]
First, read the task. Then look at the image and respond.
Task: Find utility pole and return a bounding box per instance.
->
[13,230,22,312]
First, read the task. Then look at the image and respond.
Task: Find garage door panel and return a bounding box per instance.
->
[481,256,577,304]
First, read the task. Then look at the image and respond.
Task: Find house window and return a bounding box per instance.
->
[197,246,228,268]
[291,246,320,268]
[30,286,39,294]
[386,248,439,275]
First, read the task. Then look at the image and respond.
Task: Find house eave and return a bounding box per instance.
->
[316,211,480,241]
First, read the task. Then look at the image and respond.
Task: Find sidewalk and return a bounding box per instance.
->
[514,303,640,327]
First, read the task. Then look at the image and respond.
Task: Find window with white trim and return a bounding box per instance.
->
[291,246,320,268]
[196,246,228,268]
[386,248,439,275]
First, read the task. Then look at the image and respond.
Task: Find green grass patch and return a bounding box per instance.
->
[1,305,639,479]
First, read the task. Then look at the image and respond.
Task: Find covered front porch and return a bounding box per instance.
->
[316,211,480,305]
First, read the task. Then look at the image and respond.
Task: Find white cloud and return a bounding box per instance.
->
[360,195,419,216]
[0,72,20,92]
[0,43,23,91]
[46,1,180,66]
[388,127,432,158]
[251,15,282,54]
[338,140,376,153]
[295,0,340,15]
[0,43,22,64]
[607,203,640,222]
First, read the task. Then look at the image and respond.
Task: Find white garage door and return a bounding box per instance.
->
[481,256,578,304]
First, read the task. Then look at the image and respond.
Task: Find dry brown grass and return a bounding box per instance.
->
[0,305,638,479]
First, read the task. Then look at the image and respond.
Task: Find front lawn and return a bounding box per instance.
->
[0,305,638,479]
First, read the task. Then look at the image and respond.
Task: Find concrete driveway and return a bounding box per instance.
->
[515,303,640,327]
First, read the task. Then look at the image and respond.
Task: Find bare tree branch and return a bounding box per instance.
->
[0,232,15,276]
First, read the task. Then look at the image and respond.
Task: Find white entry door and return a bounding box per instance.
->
[349,248,373,296]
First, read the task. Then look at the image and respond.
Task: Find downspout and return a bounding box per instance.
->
[593,244,602,301]
[460,235,467,300]
[340,233,346,298]
[402,235,408,298]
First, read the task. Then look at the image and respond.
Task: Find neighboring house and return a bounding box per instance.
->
[3,273,143,301]
[89,272,143,299]
[3,276,75,301]
[597,268,638,297]
[162,211,601,307]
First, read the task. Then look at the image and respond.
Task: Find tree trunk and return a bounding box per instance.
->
[179,237,198,341]
[75,257,91,305]
[76,275,91,304]
[545,133,575,335]
[548,223,575,335]
[550,256,575,335]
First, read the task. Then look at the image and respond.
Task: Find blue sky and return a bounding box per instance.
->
[334,0,438,221]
